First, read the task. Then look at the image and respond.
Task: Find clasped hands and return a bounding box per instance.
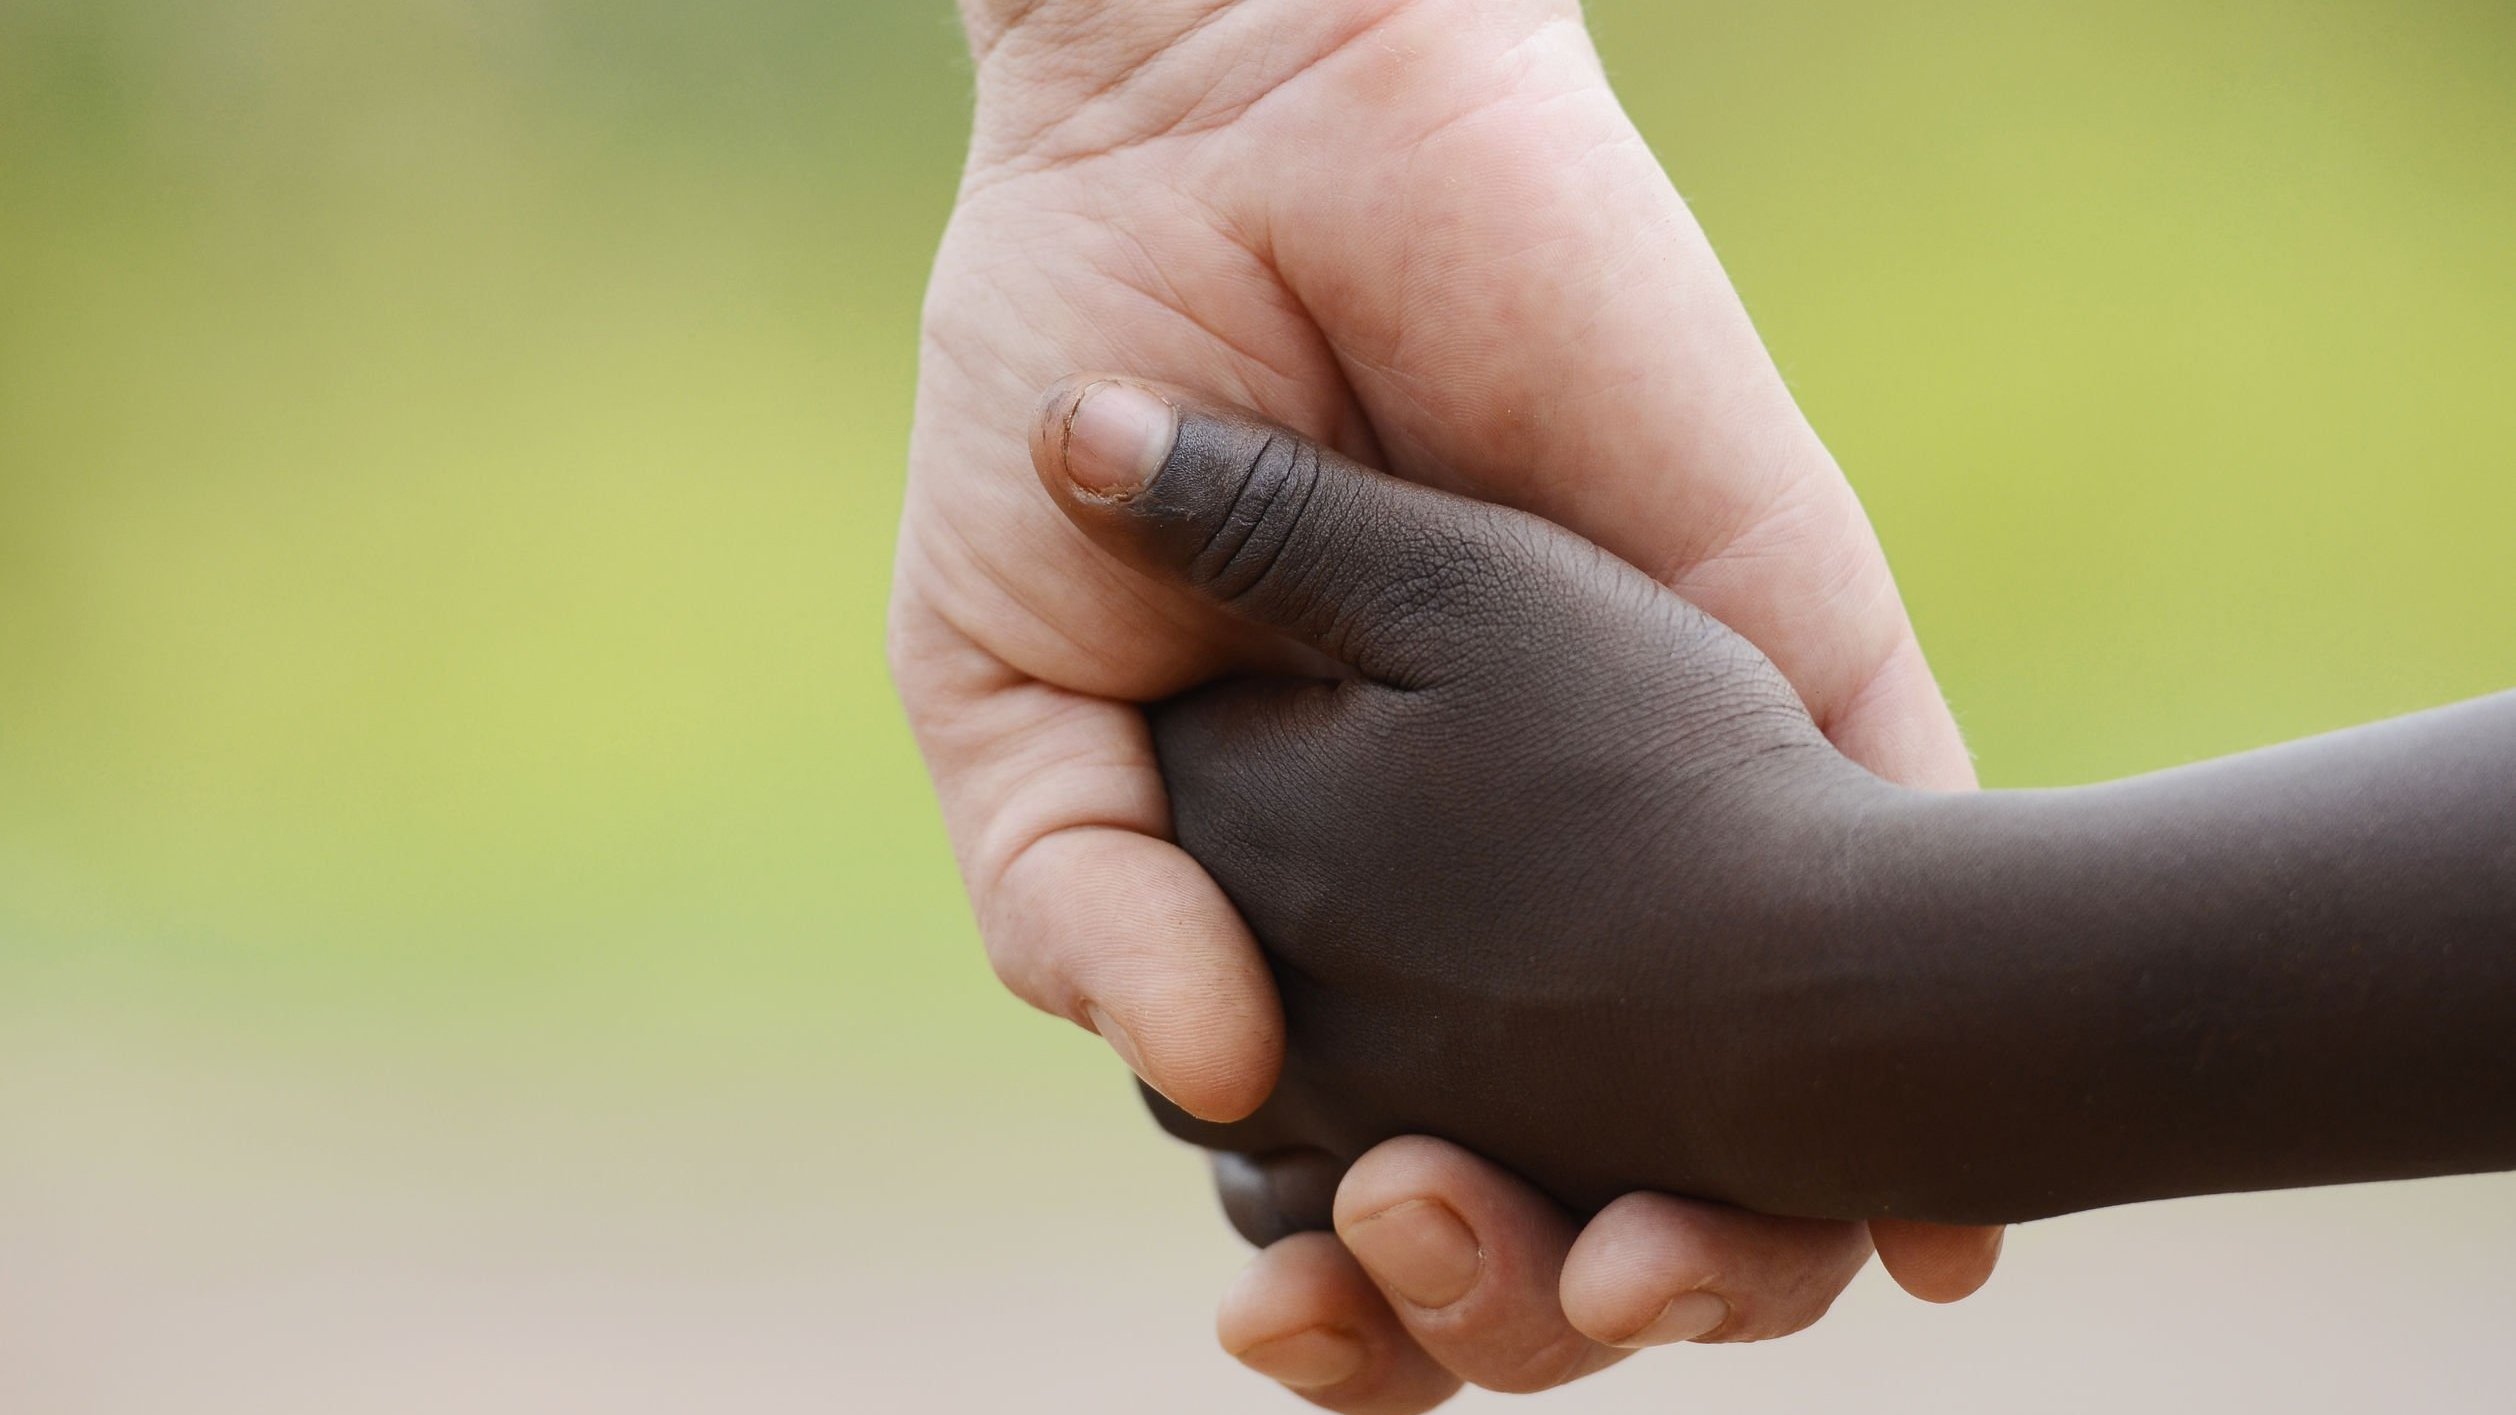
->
[895,1,2001,1407]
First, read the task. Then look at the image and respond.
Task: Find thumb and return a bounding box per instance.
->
[1033,376,1564,688]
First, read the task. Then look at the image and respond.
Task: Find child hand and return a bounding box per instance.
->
[1039,377,1912,1223]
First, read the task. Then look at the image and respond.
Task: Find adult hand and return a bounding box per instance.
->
[895,1,1998,1406]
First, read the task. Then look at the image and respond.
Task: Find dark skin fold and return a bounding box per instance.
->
[1037,382,2516,1232]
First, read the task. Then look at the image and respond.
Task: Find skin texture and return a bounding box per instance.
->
[898,0,1996,1401]
[1040,381,2516,1228]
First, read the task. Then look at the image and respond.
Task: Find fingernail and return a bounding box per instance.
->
[1612,1290,1730,1348]
[1342,1200,1482,1310]
[1083,1002,1149,1079]
[1233,1327,1366,1390]
[1061,381,1177,495]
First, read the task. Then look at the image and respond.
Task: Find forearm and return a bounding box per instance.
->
[1794,692,2516,1224]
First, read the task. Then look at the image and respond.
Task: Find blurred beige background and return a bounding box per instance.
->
[3,1,2512,1410]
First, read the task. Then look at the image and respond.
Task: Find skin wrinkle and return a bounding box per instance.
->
[1676,507,1860,641]
[965,720,1160,867]
[967,1,1216,99]
[1097,230,1319,397]
[889,595,1133,787]
[1808,582,1939,756]
[1190,434,1285,572]
[977,1,1251,159]
[1467,1326,1606,1396]
[1640,452,1806,607]
[1665,478,1887,723]
[954,0,1041,65]
[1010,44,1248,179]
[986,825,1162,991]
[969,0,1445,186]
[969,725,1169,890]
[1214,446,1326,613]
[971,190,1338,441]
[913,495,1201,692]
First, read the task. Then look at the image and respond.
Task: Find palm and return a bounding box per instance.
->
[907,2,1954,767]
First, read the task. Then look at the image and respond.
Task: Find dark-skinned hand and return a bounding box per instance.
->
[1039,378,2516,1234]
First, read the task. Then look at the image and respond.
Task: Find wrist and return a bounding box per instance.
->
[1814,780,2230,1223]
[1625,759,1987,1220]
[963,0,1380,166]
[1747,777,2056,1222]
[960,0,1565,175]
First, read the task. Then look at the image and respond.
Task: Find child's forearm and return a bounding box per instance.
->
[1045,380,2516,1231]
[1786,692,2516,1224]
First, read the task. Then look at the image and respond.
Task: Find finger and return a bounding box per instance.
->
[1141,1082,1343,1248]
[1870,1219,2005,1303]
[1219,1233,1463,1415]
[1333,1138,1628,1395]
[1208,1148,1347,1247]
[1032,374,1623,689]
[1560,1192,1874,1348]
[888,602,1282,1121]
[992,822,1281,1120]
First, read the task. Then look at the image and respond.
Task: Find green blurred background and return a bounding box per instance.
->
[3,2,2512,1410]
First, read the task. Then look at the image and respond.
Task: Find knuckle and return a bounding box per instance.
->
[880,581,953,709]
[1185,433,1321,605]
[1473,1329,1598,1395]
[1214,1148,1345,1246]
[975,924,1058,1011]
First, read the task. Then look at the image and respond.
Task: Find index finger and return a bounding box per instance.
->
[889,594,1283,1121]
